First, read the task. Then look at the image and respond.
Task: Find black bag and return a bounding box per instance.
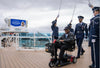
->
[45,43,54,53]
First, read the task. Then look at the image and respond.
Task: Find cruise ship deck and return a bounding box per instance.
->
[0,41,92,68]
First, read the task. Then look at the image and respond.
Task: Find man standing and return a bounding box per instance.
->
[51,15,59,41]
[74,16,88,59]
[88,16,95,68]
[89,7,100,68]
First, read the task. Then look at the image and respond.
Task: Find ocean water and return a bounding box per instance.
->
[19,32,88,48]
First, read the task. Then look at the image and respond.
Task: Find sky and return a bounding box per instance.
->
[0,0,100,33]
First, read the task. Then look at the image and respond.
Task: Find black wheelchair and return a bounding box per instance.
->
[45,40,77,68]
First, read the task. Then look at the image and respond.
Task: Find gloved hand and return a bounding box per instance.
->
[92,39,96,43]
[88,3,93,8]
[57,14,59,18]
[56,14,59,20]
[70,20,72,23]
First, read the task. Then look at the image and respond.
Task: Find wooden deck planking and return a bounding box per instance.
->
[0,41,92,68]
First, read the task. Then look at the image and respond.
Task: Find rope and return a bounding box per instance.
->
[88,0,90,3]
[72,5,76,21]
[71,4,76,22]
[88,0,91,6]
[57,0,63,16]
[88,0,93,4]
[69,4,77,24]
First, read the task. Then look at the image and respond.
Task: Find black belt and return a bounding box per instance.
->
[77,31,84,33]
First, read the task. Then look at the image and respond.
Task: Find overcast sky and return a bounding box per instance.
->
[0,0,100,33]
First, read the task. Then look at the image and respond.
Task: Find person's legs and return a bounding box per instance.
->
[95,40,99,68]
[54,36,58,40]
[54,43,61,59]
[76,38,79,46]
[52,35,54,42]
[90,43,95,67]
[76,38,80,58]
[59,45,68,61]
[77,38,83,58]
[81,38,85,54]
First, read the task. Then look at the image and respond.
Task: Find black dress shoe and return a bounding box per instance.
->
[88,45,91,47]
[57,61,65,66]
[76,56,80,59]
[55,60,60,66]
[89,65,95,68]
[81,51,85,55]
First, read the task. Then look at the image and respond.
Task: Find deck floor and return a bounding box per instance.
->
[0,41,92,68]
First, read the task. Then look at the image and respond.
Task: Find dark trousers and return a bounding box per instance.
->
[94,40,99,68]
[59,45,69,60]
[55,44,69,61]
[52,35,58,42]
[76,38,84,57]
[91,43,95,67]
[89,36,95,67]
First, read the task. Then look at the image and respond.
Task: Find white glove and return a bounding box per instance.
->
[92,39,96,43]
[88,3,93,8]
[55,14,59,20]
[56,14,59,18]
[70,20,72,23]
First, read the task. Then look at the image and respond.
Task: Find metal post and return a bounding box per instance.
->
[0,31,1,48]
[16,33,19,50]
[0,36,1,48]
[18,33,19,48]
[34,32,36,47]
